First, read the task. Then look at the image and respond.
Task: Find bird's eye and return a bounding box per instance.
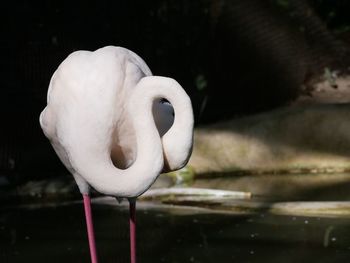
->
[160,98,170,104]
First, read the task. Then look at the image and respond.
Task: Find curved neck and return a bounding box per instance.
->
[132,76,194,172]
[74,76,193,198]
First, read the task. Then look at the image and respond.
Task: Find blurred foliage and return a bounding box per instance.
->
[311,0,350,33]
[274,0,291,9]
[166,166,195,187]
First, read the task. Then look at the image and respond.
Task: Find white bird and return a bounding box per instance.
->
[39,46,194,263]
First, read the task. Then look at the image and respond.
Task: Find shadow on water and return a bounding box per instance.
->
[1,200,350,263]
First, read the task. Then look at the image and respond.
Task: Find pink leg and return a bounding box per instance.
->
[129,200,137,263]
[83,194,99,263]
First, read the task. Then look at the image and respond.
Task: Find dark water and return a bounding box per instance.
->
[1,200,350,263]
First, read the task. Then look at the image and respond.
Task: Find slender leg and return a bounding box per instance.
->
[129,200,137,263]
[83,194,99,263]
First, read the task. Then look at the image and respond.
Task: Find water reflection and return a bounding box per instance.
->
[1,200,350,262]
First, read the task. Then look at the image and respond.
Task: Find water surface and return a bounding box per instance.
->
[1,200,350,263]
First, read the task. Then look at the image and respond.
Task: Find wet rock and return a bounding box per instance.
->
[189,103,350,174]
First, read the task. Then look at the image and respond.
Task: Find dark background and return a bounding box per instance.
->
[1,0,350,184]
